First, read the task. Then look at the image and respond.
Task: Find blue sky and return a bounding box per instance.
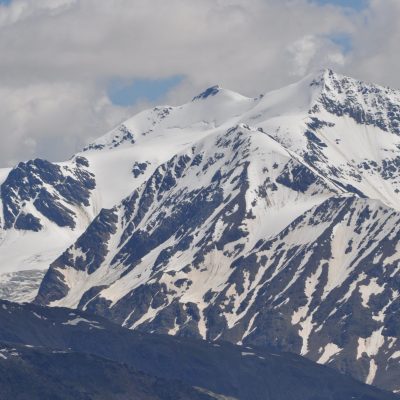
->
[108,76,184,107]
[313,0,368,10]
[329,33,353,54]
[0,0,369,9]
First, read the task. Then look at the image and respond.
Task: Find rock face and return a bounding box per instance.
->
[0,156,98,278]
[1,158,96,231]
[30,70,400,394]
[0,300,398,400]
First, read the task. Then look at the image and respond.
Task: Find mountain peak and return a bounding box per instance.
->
[192,85,221,101]
[309,67,341,87]
[309,67,390,94]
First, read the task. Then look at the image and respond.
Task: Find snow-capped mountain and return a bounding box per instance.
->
[0,85,253,295]
[1,69,400,393]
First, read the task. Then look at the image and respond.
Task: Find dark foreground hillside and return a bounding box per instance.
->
[0,300,397,400]
[0,343,216,400]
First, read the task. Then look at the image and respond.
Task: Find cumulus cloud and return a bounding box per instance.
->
[0,0,397,165]
[0,82,131,165]
[343,0,400,87]
[287,35,345,77]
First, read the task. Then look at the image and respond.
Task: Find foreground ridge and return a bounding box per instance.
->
[0,300,397,400]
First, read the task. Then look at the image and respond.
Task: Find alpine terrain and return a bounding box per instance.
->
[0,69,399,396]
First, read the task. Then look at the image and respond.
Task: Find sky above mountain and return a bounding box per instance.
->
[314,0,368,10]
[0,0,397,166]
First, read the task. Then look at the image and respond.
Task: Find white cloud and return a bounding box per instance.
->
[0,0,76,28]
[343,0,400,88]
[287,35,345,77]
[0,0,398,165]
[0,82,132,165]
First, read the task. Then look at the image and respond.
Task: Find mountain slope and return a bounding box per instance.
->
[36,124,338,309]
[36,156,400,393]
[0,300,398,400]
[0,343,217,400]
